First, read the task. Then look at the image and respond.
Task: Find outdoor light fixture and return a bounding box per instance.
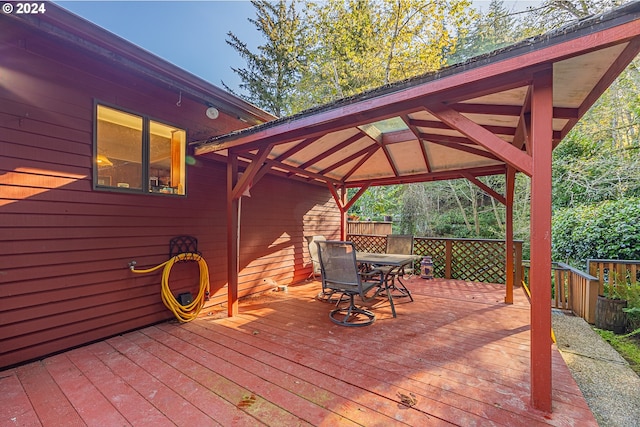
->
[205,106,219,120]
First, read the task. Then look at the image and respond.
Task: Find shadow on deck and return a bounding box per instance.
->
[1,278,597,426]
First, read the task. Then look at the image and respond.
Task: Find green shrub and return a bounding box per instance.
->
[552,197,640,267]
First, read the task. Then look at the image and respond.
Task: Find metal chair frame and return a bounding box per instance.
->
[317,240,383,327]
[381,234,415,302]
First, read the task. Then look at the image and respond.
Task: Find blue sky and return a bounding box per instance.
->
[56,1,542,94]
[56,1,260,92]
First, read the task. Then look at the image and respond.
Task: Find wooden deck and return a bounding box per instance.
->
[1,279,597,426]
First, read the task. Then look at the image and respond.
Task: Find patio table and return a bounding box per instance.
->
[356,252,420,317]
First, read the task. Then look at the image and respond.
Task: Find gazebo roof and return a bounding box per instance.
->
[193,3,640,412]
[194,2,640,189]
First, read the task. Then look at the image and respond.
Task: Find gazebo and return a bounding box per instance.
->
[194,3,640,411]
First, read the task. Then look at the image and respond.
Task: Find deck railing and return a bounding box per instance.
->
[346,234,523,285]
[587,259,640,295]
[522,261,600,323]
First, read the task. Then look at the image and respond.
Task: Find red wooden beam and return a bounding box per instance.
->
[450,103,578,120]
[240,151,342,185]
[505,166,516,304]
[232,144,273,200]
[226,151,240,317]
[273,135,322,161]
[298,132,364,170]
[419,133,475,145]
[428,106,533,176]
[402,115,432,173]
[529,67,554,413]
[342,146,379,182]
[461,172,506,205]
[344,164,507,188]
[319,143,378,175]
[428,140,500,161]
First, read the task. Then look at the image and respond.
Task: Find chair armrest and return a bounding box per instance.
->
[359,269,384,283]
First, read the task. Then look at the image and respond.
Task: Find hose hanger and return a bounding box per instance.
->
[169,235,201,261]
[129,236,210,322]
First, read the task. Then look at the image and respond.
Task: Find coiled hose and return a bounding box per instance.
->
[130,253,210,322]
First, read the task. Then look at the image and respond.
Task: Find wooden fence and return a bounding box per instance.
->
[346,221,392,236]
[346,234,523,285]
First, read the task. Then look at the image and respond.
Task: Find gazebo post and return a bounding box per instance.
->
[529,67,554,412]
[340,186,347,240]
[505,166,516,304]
[227,150,240,317]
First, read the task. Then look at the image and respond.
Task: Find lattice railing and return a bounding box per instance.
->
[413,238,447,278]
[348,234,387,253]
[347,234,522,284]
[450,239,507,283]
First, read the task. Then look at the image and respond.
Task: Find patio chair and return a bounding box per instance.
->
[306,235,326,279]
[380,234,415,301]
[307,235,342,302]
[316,240,383,326]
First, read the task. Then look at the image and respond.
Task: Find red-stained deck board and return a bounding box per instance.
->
[43,353,130,427]
[65,346,175,427]
[0,369,40,426]
[141,325,344,426]
[212,308,541,426]
[182,321,451,427]
[14,362,85,426]
[0,279,598,427]
[132,327,314,427]
[85,340,216,426]
[160,322,432,427]
[118,331,267,427]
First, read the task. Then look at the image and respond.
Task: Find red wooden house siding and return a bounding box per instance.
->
[0,10,339,369]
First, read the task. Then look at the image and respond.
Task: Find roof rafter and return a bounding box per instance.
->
[273,135,322,162]
[428,140,501,161]
[450,103,578,120]
[345,164,508,188]
[296,131,365,171]
[319,143,378,175]
[428,105,533,176]
[402,115,432,173]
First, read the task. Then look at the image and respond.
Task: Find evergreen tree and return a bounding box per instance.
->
[449,0,520,63]
[224,0,307,116]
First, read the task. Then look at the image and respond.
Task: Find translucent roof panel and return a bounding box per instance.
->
[359,117,409,141]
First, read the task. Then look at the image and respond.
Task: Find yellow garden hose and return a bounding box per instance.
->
[130,253,210,322]
[522,280,556,344]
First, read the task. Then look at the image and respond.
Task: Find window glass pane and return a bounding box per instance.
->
[96,105,143,189]
[149,120,186,195]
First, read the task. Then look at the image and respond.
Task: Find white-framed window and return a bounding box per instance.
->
[94,103,186,195]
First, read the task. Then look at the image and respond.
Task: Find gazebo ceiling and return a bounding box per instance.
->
[194,3,640,189]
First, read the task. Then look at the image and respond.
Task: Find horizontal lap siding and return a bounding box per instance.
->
[0,20,339,368]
